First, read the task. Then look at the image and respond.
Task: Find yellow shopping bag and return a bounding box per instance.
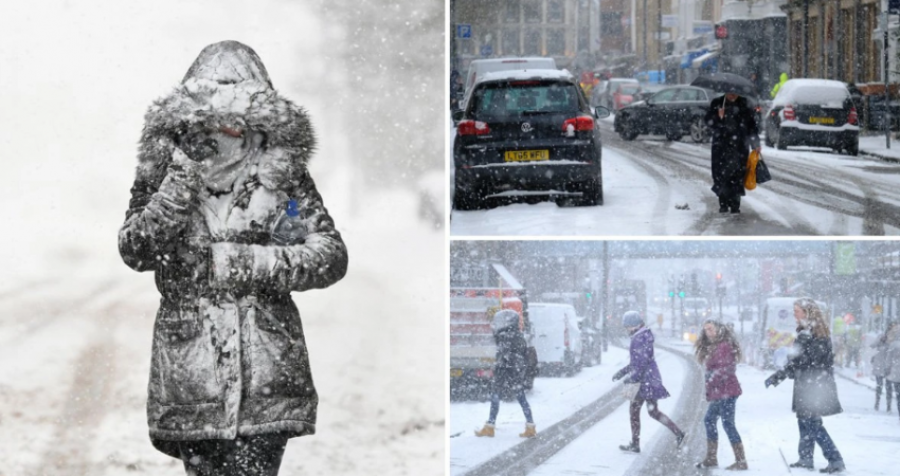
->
[745,149,760,190]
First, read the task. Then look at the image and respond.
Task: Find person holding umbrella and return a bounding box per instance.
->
[694,73,761,214]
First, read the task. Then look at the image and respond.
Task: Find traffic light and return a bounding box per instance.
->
[678,291,685,298]
[668,291,675,298]
[585,291,593,300]
[716,272,722,281]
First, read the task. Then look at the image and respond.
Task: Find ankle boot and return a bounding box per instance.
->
[695,439,718,468]
[519,423,537,438]
[474,423,495,437]
[619,441,640,453]
[725,442,748,470]
[875,394,881,411]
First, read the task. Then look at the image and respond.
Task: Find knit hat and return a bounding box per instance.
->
[622,311,643,329]
[491,309,520,333]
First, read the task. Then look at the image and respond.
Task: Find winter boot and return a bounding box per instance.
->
[619,441,640,453]
[695,439,718,468]
[789,461,814,470]
[888,393,893,412]
[519,423,537,438]
[474,423,495,438]
[718,196,729,213]
[725,442,748,470]
[676,430,687,448]
[875,394,881,411]
[819,460,846,473]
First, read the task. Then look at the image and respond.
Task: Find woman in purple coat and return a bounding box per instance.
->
[613,311,685,453]
[694,320,747,470]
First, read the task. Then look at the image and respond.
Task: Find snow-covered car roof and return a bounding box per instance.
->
[772,79,850,108]
[477,68,575,84]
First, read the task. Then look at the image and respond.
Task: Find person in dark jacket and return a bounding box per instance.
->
[613,311,685,453]
[765,299,845,474]
[474,309,537,438]
[703,92,761,214]
[119,41,348,476]
[871,322,895,412]
[885,321,900,421]
[694,320,747,470]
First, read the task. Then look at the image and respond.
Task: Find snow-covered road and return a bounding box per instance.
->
[450,117,900,236]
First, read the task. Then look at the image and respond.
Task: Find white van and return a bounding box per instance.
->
[461,57,557,109]
[529,303,582,376]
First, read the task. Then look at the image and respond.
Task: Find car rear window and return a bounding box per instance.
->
[471,81,580,116]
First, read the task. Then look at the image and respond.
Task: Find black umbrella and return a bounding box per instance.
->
[691,73,757,98]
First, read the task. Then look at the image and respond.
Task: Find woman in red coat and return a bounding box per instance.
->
[694,320,747,470]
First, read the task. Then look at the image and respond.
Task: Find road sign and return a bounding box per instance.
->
[480,44,493,57]
[456,24,472,39]
[662,15,679,28]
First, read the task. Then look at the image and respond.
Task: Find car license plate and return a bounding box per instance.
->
[450,369,463,378]
[504,150,549,162]
[808,116,835,125]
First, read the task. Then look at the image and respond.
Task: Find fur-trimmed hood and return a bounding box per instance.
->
[136,41,315,188]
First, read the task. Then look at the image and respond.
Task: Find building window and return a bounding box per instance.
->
[504,0,519,23]
[524,29,542,55]
[524,0,542,24]
[548,0,564,23]
[547,28,565,55]
[502,28,520,55]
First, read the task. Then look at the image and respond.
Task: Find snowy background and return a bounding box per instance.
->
[0,1,445,474]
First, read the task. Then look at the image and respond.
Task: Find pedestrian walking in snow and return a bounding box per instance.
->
[694,320,747,470]
[613,311,686,453]
[703,92,760,214]
[118,41,348,476]
[764,299,846,474]
[871,323,895,412]
[884,321,900,421]
[474,309,537,438]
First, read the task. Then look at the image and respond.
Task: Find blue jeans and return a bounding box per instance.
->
[704,397,741,444]
[488,390,533,424]
[797,417,843,465]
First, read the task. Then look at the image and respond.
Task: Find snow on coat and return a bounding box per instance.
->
[492,326,529,393]
[870,339,890,378]
[118,41,348,457]
[614,327,670,401]
[772,331,843,418]
[703,96,760,199]
[704,340,743,401]
[886,340,900,383]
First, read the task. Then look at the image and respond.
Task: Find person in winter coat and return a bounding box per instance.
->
[613,311,686,453]
[694,320,747,471]
[118,41,348,476]
[770,72,789,99]
[765,299,845,474]
[885,321,900,420]
[474,309,537,438]
[871,322,895,412]
[703,92,760,214]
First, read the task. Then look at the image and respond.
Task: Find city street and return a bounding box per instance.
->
[449,308,899,476]
[450,117,900,236]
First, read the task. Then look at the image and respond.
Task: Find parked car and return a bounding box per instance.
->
[451,69,611,210]
[529,303,583,376]
[765,79,860,155]
[596,77,639,110]
[460,57,557,112]
[612,82,642,110]
[614,86,714,142]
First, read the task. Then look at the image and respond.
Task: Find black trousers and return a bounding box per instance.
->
[718,194,741,212]
[178,434,289,476]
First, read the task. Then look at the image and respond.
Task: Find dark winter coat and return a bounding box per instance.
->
[704,340,743,401]
[118,41,348,457]
[886,340,900,383]
[768,331,843,418]
[492,326,529,393]
[613,327,670,401]
[870,339,890,378]
[703,96,760,198]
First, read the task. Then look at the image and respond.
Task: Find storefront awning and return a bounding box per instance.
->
[680,49,708,69]
[691,51,719,69]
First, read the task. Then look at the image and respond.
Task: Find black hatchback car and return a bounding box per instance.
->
[614,86,762,143]
[452,69,611,210]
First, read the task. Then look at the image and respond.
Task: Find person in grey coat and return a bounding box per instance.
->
[871,322,896,412]
[119,41,348,475]
[884,321,900,420]
[765,299,845,474]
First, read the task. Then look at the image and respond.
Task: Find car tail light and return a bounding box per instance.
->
[510,80,541,86]
[458,119,491,136]
[564,325,570,348]
[848,107,858,125]
[783,104,795,121]
[562,116,594,132]
[475,369,493,378]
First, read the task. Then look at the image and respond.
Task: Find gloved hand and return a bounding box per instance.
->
[176,127,220,162]
[612,368,626,382]
[764,373,781,388]
[142,149,205,234]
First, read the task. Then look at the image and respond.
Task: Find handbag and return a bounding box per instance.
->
[622,383,641,401]
[756,157,772,184]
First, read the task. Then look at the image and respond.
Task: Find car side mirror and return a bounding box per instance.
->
[593,106,611,119]
[646,98,655,106]
[451,109,465,123]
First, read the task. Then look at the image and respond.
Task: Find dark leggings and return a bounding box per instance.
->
[875,377,894,407]
[488,390,533,425]
[178,434,289,476]
[629,398,683,445]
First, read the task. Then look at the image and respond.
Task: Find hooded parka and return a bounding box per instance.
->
[613,327,670,401]
[492,319,530,394]
[703,96,760,202]
[118,41,348,457]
